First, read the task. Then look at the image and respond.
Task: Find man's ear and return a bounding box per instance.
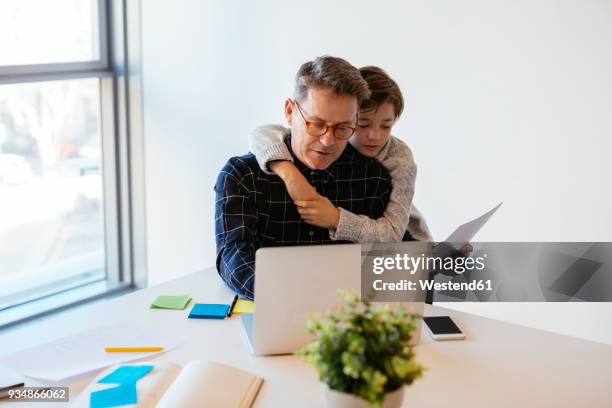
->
[284,98,294,126]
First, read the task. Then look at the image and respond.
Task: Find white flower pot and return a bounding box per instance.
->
[322,384,405,408]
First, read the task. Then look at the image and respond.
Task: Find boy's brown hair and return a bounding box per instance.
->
[359,66,404,119]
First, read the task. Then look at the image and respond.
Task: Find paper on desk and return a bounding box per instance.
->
[0,365,26,389]
[445,202,503,249]
[0,325,176,382]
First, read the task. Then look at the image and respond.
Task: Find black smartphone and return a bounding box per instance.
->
[423,316,466,340]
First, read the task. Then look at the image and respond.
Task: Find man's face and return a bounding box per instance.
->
[285,88,358,170]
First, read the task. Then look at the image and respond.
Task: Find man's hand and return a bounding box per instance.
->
[458,243,473,255]
[432,242,474,276]
[269,161,318,201]
[295,195,340,229]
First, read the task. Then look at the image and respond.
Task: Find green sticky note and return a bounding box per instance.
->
[150,295,192,310]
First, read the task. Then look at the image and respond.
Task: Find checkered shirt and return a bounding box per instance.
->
[214,135,396,300]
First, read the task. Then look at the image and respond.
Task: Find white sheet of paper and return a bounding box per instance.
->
[0,365,26,389]
[0,325,176,382]
[445,202,503,249]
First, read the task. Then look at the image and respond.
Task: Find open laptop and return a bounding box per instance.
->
[241,243,428,356]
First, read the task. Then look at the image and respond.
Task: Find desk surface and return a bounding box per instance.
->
[1,268,611,407]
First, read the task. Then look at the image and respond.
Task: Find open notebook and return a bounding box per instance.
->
[72,360,263,408]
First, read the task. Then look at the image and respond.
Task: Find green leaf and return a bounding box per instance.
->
[296,289,425,405]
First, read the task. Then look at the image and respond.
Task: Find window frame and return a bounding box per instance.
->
[0,0,109,80]
[0,0,145,329]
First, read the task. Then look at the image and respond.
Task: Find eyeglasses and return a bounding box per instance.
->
[293,100,357,141]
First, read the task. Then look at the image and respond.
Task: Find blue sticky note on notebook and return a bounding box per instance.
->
[90,383,137,408]
[188,303,229,319]
[98,365,154,385]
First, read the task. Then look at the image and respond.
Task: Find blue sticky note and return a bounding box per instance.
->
[98,365,154,385]
[90,383,137,408]
[188,303,229,319]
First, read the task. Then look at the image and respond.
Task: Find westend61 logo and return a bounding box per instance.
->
[372,253,487,275]
[369,253,492,294]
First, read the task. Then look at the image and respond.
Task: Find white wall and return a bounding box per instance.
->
[141,0,612,343]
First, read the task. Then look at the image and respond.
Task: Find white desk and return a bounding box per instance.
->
[1,267,611,407]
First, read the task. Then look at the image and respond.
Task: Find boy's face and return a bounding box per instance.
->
[350,102,396,158]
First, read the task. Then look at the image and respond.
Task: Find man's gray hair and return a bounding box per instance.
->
[294,56,370,104]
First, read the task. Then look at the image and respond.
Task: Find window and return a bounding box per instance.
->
[0,0,142,327]
[0,1,101,66]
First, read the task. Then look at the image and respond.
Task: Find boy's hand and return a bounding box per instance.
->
[268,160,340,228]
[295,195,340,229]
[269,161,318,201]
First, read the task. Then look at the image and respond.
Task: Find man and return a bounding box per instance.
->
[214,56,399,299]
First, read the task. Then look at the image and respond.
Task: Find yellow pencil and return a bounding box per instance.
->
[105,346,164,352]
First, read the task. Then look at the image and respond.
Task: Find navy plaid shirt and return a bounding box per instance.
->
[214,135,394,299]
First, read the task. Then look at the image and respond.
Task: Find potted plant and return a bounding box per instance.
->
[297,290,424,408]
